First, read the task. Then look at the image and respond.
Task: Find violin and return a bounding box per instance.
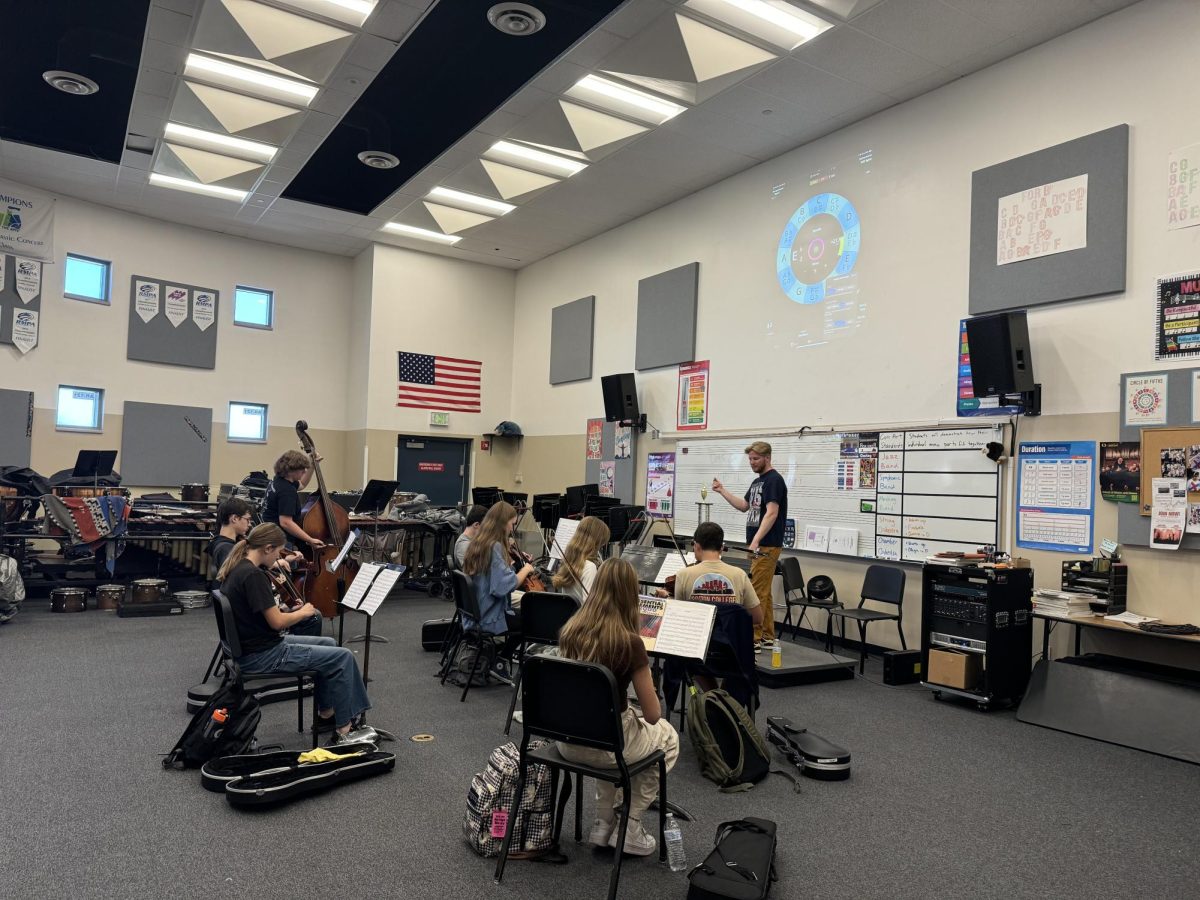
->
[268,564,306,613]
[509,539,547,593]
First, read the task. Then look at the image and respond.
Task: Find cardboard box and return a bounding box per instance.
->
[927,648,982,690]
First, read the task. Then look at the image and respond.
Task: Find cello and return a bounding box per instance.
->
[294,420,358,618]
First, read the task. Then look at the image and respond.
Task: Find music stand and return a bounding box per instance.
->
[346,479,398,647]
[71,450,117,490]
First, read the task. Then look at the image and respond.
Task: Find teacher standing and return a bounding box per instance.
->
[711,441,787,649]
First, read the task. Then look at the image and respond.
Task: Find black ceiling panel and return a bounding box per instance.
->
[283,0,625,214]
[0,0,152,163]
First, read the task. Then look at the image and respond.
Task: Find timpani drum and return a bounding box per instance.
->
[50,587,88,613]
[181,483,210,503]
[95,584,124,611]
[175,590,211,610]
[130,578,168,604]
[53,486,130,499]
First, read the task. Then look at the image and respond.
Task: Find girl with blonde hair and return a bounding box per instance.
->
[550,515,610,602]
[462,501,533,635]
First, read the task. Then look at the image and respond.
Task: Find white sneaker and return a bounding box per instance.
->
[608,818,657,857]
[587,817,615,846]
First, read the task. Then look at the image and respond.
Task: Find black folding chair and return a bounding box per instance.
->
[441,570,507,702]
[780,556,845,650]
[437,553,464,665]
[494,656,668,900]
[212,591,319,747]
[504,591,580,734]
[828,565,906,674]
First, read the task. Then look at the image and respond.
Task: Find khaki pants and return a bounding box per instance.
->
[557,709,679,823]
[751,547,780,643]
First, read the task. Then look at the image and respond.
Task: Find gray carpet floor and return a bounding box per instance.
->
[1,592,1197,900]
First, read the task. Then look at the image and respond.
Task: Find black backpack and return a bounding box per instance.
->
[163,675,261,770]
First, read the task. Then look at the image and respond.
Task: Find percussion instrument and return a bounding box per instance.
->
[50,587,87,613]
[95,584,124,611]
[181,483,210,503]
[131,578,168,604]
[0,486,21,523]
[175,590,211,610]
[52,486,130,499]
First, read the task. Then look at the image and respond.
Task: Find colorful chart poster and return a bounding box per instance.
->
[586,418,603,459]
[677,360,710,431]
[1124,373,1168,426]
[1168,143,1200,230]
[997,174,1088,266]
[1016,441,1096,553]
[614,425,631,459]
[645,452,675,519]
[956,319,1022,417]
[1150,478,1187,549]
[1155,273,1200,359]
[599,461,615,497]
[1098,442,1141,503]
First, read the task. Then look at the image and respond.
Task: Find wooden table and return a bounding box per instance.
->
[1034,609,1200,660]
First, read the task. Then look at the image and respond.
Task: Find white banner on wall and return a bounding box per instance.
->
[1168,142,1200,230]
[193,290,215,331]
[997,173,1089,265]
[164,285,189,327]
[0,179,55,263]
[14,257,40,302]
[134,280,160,323]
[11,308,37,354]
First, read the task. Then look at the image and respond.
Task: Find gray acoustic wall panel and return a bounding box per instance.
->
[126,275,219,369]
[969,125,1128,315]
[584,419,637,505]
[635,262,699,371]
[0,255,42,349]
[0,388,34,467]
[549,295,595,385]
[120,401,213,486]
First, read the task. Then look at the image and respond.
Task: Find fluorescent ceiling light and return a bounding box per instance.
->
[184,53,318,106]
[427,187,516,216]
[382,222,462,245]
[566,75,687,125]
[149,173,248,202]
[485,140,588,177]
[164,123,277,163]
[273,0,377,27]
[684,0,833,50]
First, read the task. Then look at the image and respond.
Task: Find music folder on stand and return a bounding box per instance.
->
[345,479,398,646]
[339,562,403,741]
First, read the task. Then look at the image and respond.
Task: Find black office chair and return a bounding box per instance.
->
[665,602,757,737]
[441,570,507,702]
[211,591,319,747]
[504,591,581,734]
[828,565,906,674]
[494,656,668,900]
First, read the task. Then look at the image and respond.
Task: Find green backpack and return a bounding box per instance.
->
[686,688,800,794]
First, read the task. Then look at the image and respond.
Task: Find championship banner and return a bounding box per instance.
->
[12,308,38,354]
[193,290,216,331]
[15,258,40,302]
[134,280,160,323]
[0,179,55,263]
[165,285,189,327]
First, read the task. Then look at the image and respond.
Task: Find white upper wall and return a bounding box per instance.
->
[0,196,355,429]
[511,0,1200,435]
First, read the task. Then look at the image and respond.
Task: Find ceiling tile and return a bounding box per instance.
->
[362,2,426,41]
[743,59,888,122]
[148,5,196,46]
[142,38,186,74]
[852,0,1008,68]
[599,1,675,39]
[698,84,828,138]
[135,68,178,99]
[797,25,942,93]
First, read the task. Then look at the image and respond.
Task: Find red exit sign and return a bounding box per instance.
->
[418,462,445,473]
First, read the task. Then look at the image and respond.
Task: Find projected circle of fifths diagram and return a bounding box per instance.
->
[776,193,860,304]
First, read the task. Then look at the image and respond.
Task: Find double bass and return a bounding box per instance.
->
[294,420,358,618]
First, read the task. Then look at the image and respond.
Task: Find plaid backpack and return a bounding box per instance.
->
[463,741,555,858]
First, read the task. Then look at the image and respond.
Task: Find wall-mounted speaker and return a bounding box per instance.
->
[966,311,1035,396]
[601,373,639,423]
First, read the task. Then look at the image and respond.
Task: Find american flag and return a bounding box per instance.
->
[397,351,482,412]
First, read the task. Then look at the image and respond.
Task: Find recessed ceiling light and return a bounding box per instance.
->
[566,75,687,125]
[184,53,318,106]
[149,173,248,202]
[485,140,587,177]
[358,150,399,169]
[487,3,546,36]
[272,0,377,27]
[683,0,833,50]
[42,70,99,96]
[427,187,516,216]
[164,123,277,163]
[382,222,462,245]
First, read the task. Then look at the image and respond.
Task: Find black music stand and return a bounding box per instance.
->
[346,479,398,646]
[71,450,118,491]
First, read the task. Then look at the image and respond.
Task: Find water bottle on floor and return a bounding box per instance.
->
[664,813,687,872]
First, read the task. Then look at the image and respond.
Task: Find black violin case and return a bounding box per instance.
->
[200,743,394,806]
[765,716,851,781]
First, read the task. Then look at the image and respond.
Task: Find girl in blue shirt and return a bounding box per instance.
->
[461,501,534,635]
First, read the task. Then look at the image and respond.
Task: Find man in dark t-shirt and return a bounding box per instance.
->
[263,450,325,551]
[712,441,787,647]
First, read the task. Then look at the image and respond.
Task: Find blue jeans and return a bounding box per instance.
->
[238,635,370,728]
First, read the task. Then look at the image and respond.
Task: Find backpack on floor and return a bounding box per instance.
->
[463,741,555,858]
[687,689,799,794]
[163,674,261,770]
[687,818,778,900]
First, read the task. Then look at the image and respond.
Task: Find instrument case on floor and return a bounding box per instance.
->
[223,746,395,808]
[200,742,379,793]
[687,817,777,900]
[118,598,183,618]
[422,617,456,651]
[765,716,851,781]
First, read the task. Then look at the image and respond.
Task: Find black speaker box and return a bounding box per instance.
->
[883,649,923,685]
[601,373,639,422]
[965,311,1035,396]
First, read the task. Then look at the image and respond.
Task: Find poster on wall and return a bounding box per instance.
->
[996,174,1088,266]
[1167,143,1200,230]
[1154,273,1200,360]
[586,418,603,460]
[0,255,5,288]
[134,280,160,323]
[614,426,631,459]
[599,461,615,497]
[14,258,40,302]
[1193,371,1200,423]
[1150,477,1186,549]
[646,452,675,519]
[1124,373,1168,427]
[956,319,1022,417]
[11,308,37,354]
[676,360,710,431]
[164,285,189,327]
[193,290,216,331]
[0,178,55,262]
[1016,441,1095,554]
[1098,441,1141,503]
[1187,504,1200,534]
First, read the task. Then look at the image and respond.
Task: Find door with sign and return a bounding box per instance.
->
[396,435,470,506]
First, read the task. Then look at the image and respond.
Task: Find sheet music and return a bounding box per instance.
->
[638,595,715,661]
[549,518,580,559]
[341,563,382,610]
[654,552,696,584]
[358,566,403,615]
[328,529,359,572]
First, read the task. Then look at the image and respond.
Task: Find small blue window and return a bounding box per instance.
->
[64,253,111,303]
[56,385,104,431]
[234,286,273,328]
[228,402,268,442]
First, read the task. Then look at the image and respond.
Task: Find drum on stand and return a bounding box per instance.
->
[181,484,210,503]
[53,486,130,499]
[175,590,211,610]
[95,584,124,611]
[50,587,88,613]
[131,578,168,604]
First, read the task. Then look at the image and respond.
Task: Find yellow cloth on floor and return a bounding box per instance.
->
[297,747,366,765]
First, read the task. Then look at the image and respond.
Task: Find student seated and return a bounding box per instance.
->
[453,504,488,569]
[217,523,373,744]
[461,502,533,668]
[550,515,610,603]
[556,558,680,857]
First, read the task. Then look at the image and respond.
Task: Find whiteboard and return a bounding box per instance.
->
[674,425,1003,563]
